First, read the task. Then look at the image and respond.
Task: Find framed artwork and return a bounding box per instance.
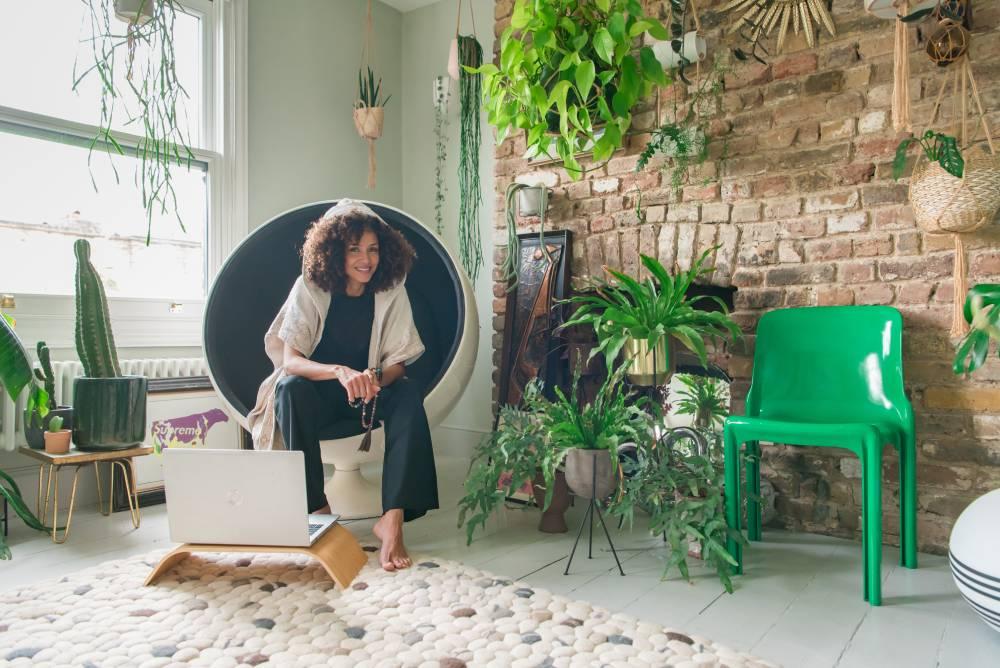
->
[496,230,572,411]
[112,377,241,511]
[495,230,572,504]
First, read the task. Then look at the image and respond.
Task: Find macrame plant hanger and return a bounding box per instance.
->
[916,55,998,337]
[452,0,484,282]
[354,0,383,190]
[892,1,913,131]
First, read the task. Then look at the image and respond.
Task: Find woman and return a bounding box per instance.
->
[247,199,438,571]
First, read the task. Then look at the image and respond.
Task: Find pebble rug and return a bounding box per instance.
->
[0,546,779,668]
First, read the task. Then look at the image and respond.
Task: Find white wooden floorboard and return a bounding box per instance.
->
[2,455,999,667]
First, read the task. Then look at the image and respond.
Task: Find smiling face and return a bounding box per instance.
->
[343,228,380,295]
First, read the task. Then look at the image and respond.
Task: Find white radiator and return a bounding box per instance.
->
[0,358,209,450]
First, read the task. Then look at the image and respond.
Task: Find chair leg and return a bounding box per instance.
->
[724,427,743,574]
[860,449,870,603]
[746,440,762,542]
[900,434,918,569]
[863,432,883,606]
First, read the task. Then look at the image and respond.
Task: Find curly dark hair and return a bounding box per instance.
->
[302,210,416,294]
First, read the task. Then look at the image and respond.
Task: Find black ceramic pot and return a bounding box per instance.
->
[72,376,147,451]
[24,406,74,450]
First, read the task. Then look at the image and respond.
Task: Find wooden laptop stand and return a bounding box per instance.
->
[144,523,368,590]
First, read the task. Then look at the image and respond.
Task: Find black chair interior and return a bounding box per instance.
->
[205,202,463,428]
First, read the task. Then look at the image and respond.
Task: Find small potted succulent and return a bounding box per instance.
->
[44,415,72,455]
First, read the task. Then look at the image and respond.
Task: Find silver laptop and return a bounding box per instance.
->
[163,449,339,547]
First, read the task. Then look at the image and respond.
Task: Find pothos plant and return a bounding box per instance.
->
[636,57,726,196]
[893,129,965,180]
[471,0,670,179]
[75,0,195,243]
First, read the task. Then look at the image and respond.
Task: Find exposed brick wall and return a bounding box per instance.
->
[491,0,1000,554]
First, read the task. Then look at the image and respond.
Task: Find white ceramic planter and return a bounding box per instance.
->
[114,0,155,24]
[516,186,550,217]
[652,31,706,69]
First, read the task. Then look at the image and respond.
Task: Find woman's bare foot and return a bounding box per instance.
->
[372,509,411,571]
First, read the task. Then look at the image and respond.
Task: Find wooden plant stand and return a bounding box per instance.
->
[144,523,368,590]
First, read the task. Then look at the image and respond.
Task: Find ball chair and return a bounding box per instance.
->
[204,200,478,518]
[950,488,1000,632]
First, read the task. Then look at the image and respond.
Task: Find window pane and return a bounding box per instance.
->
[0,1,204,146]
[0,130,207,300]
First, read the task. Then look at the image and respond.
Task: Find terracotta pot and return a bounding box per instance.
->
[44,430,72,455]
[353,107,384,140]
[564,448,618,500]
[532,469,571,533]
[25,406,73,450]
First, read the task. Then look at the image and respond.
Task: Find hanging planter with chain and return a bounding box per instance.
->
[354,0,391,190]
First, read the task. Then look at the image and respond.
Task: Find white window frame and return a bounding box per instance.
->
[0,0,248,351]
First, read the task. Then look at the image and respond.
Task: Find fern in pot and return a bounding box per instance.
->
[559,247,742,386]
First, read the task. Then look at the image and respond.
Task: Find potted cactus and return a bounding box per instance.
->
[71,239,148,451]
[23,342,74,450]
[43,415,72,455]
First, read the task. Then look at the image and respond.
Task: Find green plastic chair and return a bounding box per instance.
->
[723,305,917,606]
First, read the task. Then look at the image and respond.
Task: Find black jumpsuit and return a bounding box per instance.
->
[274,288,438,521]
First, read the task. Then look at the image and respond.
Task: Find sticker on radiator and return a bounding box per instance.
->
[152,408,230,453]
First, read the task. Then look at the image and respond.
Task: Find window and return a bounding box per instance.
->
[0,0,217,303]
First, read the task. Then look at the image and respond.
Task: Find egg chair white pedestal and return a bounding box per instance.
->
[204,199,479,520]
[950,488,1000,632]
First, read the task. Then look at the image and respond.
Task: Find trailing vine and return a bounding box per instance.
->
[433,76,451,236]
[458,35,483,282]
[74,0,194,242]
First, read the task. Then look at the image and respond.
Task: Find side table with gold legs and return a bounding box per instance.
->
[18,446,152,543]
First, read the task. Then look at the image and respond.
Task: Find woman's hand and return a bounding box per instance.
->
[335,366,380,404]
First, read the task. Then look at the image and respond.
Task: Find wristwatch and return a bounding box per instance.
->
[370,366,383,383]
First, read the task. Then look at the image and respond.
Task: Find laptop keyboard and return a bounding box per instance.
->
[308,523,324,536]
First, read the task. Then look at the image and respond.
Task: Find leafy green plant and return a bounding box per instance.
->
[672,373,729,431]
[75,0,195,242]
[954,284,1000,375]
[559,247,743,371]
[893,130,965,180]
[1,312,49,428]
[612,428,745,592]
[356,65,391,108]
[637,57,725,195]
[458,364,652,544]
[0,312,58,559]
[471,0,669,179]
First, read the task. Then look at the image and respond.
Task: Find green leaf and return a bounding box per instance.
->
[892,137,914,180]
[0,311,34,405]
[620,55,640,104]
[596,0,611,12]
[608,13,627,44]
[640,46,667,87]
[511,1,532,29]
[575,59,596,102]
[593,28,615,65]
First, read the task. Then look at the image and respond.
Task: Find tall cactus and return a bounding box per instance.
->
[33,341,57,409]
[74,239,122,378]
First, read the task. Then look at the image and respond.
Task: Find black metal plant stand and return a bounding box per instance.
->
[564,452,625,576]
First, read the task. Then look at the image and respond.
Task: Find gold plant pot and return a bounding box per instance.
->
[624,336,674,386]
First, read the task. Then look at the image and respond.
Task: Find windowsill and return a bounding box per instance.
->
[4,292,205,350]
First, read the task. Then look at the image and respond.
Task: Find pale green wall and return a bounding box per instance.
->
[248,0,403,228]
[401,0,495,440]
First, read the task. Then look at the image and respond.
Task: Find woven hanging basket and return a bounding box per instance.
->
[353,106,384,140]
[910,148,1000,234]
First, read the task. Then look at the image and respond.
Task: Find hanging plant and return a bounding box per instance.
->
[75,0,194,243]
[893,129,965,179]
[433,76,451,236]
[458,34,484,281]
[354,0,390,190]
[637,58,726,196]
[500,183,553,292]
[471,0,670,179]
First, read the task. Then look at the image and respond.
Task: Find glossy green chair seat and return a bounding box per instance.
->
[723,305,917,607]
